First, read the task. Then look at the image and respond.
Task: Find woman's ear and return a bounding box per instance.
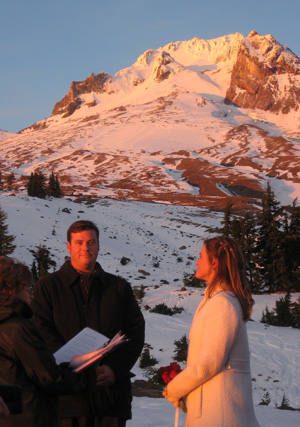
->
[211,257,219,270]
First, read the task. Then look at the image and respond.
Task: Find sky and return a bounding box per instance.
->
[1,0,299,133]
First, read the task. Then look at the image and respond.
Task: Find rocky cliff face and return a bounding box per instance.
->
[225,31,300,113]
[52,72,111,117]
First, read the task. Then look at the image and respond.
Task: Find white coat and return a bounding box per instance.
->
[167,287,260,426]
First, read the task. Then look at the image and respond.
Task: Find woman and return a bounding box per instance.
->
[0,397,9,420]
[163,236,260,426]
[0,256,97,427]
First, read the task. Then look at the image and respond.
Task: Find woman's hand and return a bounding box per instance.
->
[163,388,187,413]
[162,387,180,408]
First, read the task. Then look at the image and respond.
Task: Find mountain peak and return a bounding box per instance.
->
[3,31,299,212]
[49,31,300,122]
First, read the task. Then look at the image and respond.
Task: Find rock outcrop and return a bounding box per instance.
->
[52,72,111,117]
[225,31,300,113]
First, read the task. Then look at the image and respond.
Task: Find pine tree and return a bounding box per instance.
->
[31,260,38,283]
[240,212,259,293]
[222,208,259,293]
[261,293,297,328]
[6,172,15,191]
[0,206,16,256]
[26,172,46,198]
[274,292,294,327]
[230,217,242,244]
[221,201,233,236]
[47,172,63,197]
[291,297,300,329]
[259,391,271,406]
[0,169,3,192]
[32,244,56,279]
[139,344,158,369]
[282,199,300,291]
[256,183,284,292]
[173,335,188,362]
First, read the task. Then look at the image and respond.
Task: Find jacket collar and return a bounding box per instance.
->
[60,260,104,286]
[0,298,33,323]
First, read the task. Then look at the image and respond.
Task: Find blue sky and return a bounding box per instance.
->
[1,0,299,133]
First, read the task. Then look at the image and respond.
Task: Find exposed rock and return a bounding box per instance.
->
[225,31,300,113]
[131,380,162,398]
[52,72,111,117]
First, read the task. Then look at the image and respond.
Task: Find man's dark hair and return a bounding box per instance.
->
[67,220,100,243]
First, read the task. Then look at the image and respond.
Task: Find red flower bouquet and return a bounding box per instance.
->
[159,362,182,384]
[160,362,187,413]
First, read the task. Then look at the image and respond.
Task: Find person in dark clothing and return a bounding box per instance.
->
[0,396,9,420]
[31,220,145,427]
[0,256,97,427]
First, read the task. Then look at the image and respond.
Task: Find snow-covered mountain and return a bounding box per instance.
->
[1,31,300,210]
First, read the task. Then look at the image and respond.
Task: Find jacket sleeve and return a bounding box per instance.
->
[31,276,66,353]
[167,294,240,399]
[101,281,145,380]
[13,320,96,395]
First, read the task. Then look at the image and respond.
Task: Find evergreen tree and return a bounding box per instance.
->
[282,199,300,291]
[32,244,56,279]
[223,208,258,293]
[261,292,298,328]
[31,260,38,283]
[291,297,300,329]
[221,201,233,236]
[230,217,243,244]
[256,183,285,292]
[139,346,158,369]
[26,172,46,198]
[47,172,63,197]
[173,335,188,362]
[6,172,15,191]
[274,292,294,327]
[0,169,3,191]
[239,212,259,293]
[0,206,16,256]
[259,392,271,406]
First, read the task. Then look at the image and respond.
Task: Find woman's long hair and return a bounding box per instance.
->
[204,236,254,320]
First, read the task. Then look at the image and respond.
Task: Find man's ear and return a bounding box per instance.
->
[67,241,71,254]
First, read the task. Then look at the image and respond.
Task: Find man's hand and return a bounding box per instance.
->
[96,365,116,386]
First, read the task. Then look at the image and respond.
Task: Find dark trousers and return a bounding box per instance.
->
[61,416,126,427]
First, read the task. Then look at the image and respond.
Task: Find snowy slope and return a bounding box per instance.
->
[0,193,299,426]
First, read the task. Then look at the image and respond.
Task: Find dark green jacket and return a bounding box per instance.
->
[31,261,145,419]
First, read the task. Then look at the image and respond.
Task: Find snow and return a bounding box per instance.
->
[0,192,299,426]
[0,32,299,214]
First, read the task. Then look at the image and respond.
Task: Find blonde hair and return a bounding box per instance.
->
[0,256,32,306]
[204,236,254,320]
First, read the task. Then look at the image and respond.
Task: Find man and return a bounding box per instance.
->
[32,220,145,427]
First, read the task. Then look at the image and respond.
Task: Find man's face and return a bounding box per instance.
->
[67,229,99,273]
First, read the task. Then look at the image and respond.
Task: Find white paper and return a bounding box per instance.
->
[70,332,126,372]
[54,327,109,365]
